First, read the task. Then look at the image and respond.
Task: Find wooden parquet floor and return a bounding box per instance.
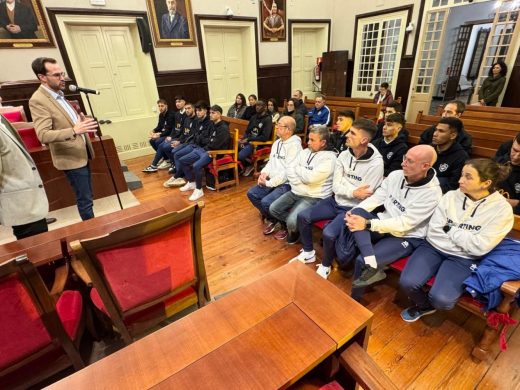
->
[126,155,520,390]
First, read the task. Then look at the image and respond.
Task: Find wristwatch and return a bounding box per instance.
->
[365,219,372,230]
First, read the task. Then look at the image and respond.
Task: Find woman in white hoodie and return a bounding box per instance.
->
[399,158,513,322]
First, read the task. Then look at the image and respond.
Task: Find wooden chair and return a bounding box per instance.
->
[0,106,28,122]
[70,203,210,344]
[250,124,278,177]
[337,342,398,390]
[207,128,240,191]
[0,256,85,389]
[11,121,42,149]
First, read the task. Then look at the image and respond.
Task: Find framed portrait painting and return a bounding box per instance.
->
[146,0,196,47]
[260,0,286,42]
[0,0,54,48]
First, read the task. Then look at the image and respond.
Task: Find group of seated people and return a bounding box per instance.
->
[246,97,519,323]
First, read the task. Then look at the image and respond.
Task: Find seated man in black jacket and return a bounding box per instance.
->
[372,113,408,177]
[419,100,472,155]
[432,117,468,193]
[143,99,176,172]
[291,89,308,117]
[239,99,273,176]
[374,101,405,141]
[177,104,230,201]
[329,110,355,155]
[496,132,520,214]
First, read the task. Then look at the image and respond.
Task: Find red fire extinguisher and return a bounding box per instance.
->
[314,57,322,81]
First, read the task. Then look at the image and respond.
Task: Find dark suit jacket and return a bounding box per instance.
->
[0,1,37,39]
[160,11,188,39]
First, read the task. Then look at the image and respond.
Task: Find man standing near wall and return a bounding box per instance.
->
[29,57,99,220]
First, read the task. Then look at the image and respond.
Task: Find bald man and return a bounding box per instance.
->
[342,145,443,291]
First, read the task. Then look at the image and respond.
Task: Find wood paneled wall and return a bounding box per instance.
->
[257,64,291,105]
[394,57,414,112]
[502,46,520,108]
[156,69,209,105]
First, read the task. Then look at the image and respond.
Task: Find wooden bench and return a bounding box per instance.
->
[305,98,381,123]
[406,122,508,158]
[387,215,520,362]
[437,104,520,117]
[222,116,249,138]
[415,112,520,139]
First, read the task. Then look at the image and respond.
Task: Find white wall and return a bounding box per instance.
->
[0,0,422,83]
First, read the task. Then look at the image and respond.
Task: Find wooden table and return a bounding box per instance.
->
[0,197,189,266]
[48,261,373,389]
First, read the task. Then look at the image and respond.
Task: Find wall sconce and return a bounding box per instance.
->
[405,22,415,33]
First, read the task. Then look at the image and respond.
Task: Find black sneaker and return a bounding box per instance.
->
[243,165,255,176]
[400,306,437,322]
[142,165,158,173]
[352,265,387,288]
[287,231,300,245]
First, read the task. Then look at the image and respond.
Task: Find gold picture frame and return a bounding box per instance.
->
[260,0,286,42]
[146,0,196,47]
[0,0,54,48]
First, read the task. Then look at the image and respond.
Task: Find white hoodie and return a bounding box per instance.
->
[355,169,443,238]
[427,190,514,259]
[261,135,302,188]
[287,148,337,198]
[333,145,384,207]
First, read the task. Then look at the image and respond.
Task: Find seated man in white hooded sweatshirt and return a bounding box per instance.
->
[399,158,513,322]
[247,115,302,234]
[346,145,443,291]
[292,119,384,279]
[269,125,337,244]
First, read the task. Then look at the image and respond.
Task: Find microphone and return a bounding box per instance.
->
[69,84,100,95]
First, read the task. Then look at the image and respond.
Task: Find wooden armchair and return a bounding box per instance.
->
[207,128,240,191]
[70,203,210,344]
[0,256,84,389]
[0,106,28,122]
[250,124,278,177]
[11,121,42,149]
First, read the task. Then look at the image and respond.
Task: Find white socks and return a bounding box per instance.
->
[364,255,377,269]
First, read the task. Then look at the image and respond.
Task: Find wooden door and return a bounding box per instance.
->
[68,24,158,159]
[321,51,349,97]
[443,24,472,101]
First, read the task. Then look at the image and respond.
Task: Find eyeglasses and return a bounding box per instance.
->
[46,72,66,78]
[402,156,415,165]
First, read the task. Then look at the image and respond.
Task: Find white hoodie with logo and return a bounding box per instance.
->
[287,148,337,199]
[426,189,514,259]
[261,135,302,188]
[333,144,384,207]
[355,169,443,238]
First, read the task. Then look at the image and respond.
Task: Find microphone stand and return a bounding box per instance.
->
[83,92,123,211]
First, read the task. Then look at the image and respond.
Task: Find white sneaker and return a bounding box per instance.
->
[163,177,186,188]
[158,160,171,170]
[316,264,331,279]
[289,249,316,264]
[189,188,204,201]
[180,182,196,192]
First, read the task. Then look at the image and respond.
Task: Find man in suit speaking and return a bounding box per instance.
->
[29,57,98,220]
[160,0,188,39]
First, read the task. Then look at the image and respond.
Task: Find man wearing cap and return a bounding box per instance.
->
[177,104,230,201]
[239,99,273,176]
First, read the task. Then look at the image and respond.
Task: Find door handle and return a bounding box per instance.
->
[99,119,112,124]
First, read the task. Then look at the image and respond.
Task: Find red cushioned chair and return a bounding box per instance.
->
[70,202,210,344]
[250,123,278,178]
[0,106,27,122]
[207,128,240,191]
[11,122,42,149]
[0,256,84,389]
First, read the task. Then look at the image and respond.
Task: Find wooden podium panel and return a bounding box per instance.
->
[30,136,128,211]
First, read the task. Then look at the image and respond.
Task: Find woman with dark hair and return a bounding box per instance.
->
[399,158,514,322]
[267,98,280,124]
[282,98,304,133]
[227,93,247,119]
[373,82,394,107]
[243,94,258,120]
[478,61,508,106]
